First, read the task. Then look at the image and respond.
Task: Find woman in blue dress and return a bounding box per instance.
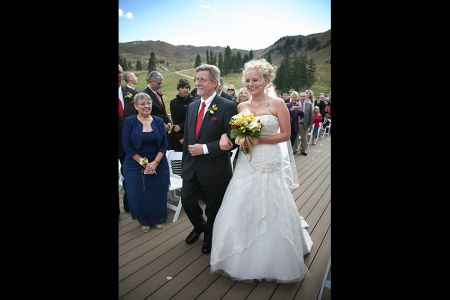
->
[122,92,170,232]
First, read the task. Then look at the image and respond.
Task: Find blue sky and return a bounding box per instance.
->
[119,0,330,50]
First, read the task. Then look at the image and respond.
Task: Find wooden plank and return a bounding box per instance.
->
[297,176,330,220]
[271,203,331,300]
[221,281,258,300]
[292,156,330,203]
[294,227,331,300]
[119,226,196,282]
[304,189,331,231]
[171,267,220,300]
[120,243,204,300]
[119,217,191,256]
[196,275,235,300]
[295,168,330,213]
[246,281,279,300]
[146,254,212,299]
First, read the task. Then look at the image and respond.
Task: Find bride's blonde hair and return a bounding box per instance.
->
[242,58,275,86]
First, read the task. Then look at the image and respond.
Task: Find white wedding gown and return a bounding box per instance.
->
[210,114,313,283]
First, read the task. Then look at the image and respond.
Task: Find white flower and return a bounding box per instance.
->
[249,121,258,129]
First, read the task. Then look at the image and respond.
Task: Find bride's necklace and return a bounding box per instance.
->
[249,95,266,108]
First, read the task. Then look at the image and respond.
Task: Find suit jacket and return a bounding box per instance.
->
[119,87,138,159]
[182,95,238,185]
[300,101,313,129]
[143,86,171,124]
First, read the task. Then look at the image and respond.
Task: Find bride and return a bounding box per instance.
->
[211,59,313,283]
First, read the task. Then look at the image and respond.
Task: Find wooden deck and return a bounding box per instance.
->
[119,137,331,300]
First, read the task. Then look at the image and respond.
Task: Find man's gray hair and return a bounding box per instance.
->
[195,64,221,82]
[147,71,164,82]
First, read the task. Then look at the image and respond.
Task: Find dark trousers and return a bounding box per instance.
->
[181,172,230,242]
[119,155,129,213]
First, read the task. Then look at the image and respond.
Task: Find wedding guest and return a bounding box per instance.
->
[143,71,173,133]
[216,79,233,101]
[118,64,137,213]
[123,72,139,94]
[293,92,313,155]
[236,87,251,103]
[169,79,194,151]
[122,92,170,232]
[286,91,301,149]
[312,106,323,145]
[226,84,237,102]
[282,92,290,103]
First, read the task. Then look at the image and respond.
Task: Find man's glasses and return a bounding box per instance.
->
[195,77,209,83]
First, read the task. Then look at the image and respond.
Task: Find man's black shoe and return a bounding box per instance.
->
[201,239,211,254]
[301,151,307,156]
[185,229,203,244]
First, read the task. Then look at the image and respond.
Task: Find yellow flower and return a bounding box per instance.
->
[139,157,149,167]
[208,104,218,115]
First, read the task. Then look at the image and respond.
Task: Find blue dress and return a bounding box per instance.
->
[122,115,170,226]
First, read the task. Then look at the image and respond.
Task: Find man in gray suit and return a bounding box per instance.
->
[293,92,313,155]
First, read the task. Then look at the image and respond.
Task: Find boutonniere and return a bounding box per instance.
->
[208,104,218,115]
[124,92,134,104]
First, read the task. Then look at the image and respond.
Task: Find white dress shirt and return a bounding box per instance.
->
[198,92,217,154]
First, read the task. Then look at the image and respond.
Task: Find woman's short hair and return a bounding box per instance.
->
[134,92,152,105]
[177,78,191,90]
[242,58,275,85]
[290,91,299,99]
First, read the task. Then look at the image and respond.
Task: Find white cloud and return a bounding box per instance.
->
[199,4,218,11]
[119,8,133,19]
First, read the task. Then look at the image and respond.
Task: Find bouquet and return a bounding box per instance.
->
[229,109,263,154]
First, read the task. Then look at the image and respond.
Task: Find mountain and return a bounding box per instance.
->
[119,30,330,69]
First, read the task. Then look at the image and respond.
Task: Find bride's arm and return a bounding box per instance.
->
[258,98,291,144]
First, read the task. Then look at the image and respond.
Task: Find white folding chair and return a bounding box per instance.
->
[321,120,331,139]
[166,150,184,222]
[118,159,124,191]
[230,148,238,172]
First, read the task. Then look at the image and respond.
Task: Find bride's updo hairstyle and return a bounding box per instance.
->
[242,58,276,86]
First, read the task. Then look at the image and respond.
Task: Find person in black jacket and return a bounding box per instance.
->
[169,79,194,151]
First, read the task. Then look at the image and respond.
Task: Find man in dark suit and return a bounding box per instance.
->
[216,78,233,101]
[182,64,237,254]
[122,71,139,95]
[142,71,173,132]
[118,64,137,213]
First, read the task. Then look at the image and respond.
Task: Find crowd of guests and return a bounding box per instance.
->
[118,63,331,231]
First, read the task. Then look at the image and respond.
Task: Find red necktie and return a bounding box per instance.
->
[195,101,206,139]
[154,91,165,110]
[118,98,124,120]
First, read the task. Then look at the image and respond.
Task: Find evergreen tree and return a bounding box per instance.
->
[148,51,157,72]
[212,52,217,66]
[194,54,202,68]
[273,55,290,92]
[243,54,249,65]
[127,61,132,70]
[296,38,303,49]
[234,51,242,72]
[306,58,317,89]
[291,54,308,90]
[218,52,224,71]
[123,57,128,71]
[206,49,210,64]
[266,53,272,64]
[249,49,254,60]
[223,46,232,75]
[136,60,143,71]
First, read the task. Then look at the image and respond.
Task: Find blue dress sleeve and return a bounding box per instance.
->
[122,117,137,156]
